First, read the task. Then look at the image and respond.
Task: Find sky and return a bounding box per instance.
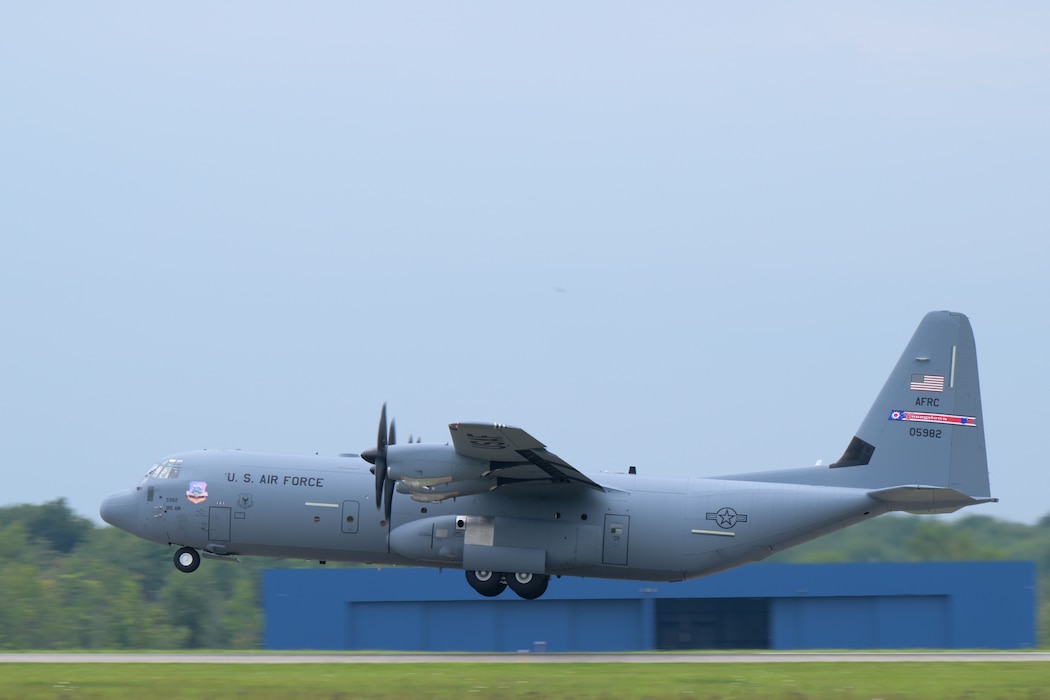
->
[2,3,1048,525]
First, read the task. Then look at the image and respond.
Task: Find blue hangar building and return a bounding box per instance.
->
[263,561,1035,651]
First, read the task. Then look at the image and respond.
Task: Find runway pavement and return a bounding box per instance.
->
[1,652,1048,663]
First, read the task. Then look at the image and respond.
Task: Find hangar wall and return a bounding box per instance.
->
[263,561,1035,651]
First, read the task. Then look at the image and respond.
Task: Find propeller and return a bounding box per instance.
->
[361,403,397,524]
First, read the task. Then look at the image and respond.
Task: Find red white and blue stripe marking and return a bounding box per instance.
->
[889,411,976,426]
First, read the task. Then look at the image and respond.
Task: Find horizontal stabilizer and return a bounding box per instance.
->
[868,485,998,515]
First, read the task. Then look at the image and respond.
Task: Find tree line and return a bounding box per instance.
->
[1,499,1047,649]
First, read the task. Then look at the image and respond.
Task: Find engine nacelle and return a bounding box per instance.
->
[397,476,499,502]
[386,444,489,487]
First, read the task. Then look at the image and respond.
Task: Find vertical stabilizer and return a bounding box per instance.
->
[830,311,991,498]
[723,312,994,510]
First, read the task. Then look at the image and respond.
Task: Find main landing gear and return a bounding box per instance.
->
[465,570,549,599]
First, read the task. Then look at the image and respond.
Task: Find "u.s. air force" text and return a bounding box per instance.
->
[224,472,324,487]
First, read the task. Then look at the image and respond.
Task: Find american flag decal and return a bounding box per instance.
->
[910,374,944,392]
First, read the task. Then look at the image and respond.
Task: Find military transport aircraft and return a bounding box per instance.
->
[101,311,995,599]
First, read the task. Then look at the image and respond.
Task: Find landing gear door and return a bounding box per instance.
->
[602,514,630,565]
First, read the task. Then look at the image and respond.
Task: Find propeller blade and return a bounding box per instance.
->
[374,403,388,507]
[377,403,388,450]
[383,477,395,523]
[374,453,387,508]
[363,403,402,524]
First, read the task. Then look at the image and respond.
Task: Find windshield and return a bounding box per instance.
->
[146,458,183,479]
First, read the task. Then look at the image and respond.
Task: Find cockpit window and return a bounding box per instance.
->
[147,459,183,479]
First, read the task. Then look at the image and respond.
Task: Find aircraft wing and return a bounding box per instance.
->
[448,422,605,491]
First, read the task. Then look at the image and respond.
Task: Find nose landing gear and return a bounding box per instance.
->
[173,546,201,573]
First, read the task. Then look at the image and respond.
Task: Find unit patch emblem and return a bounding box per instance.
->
[186,481,208,505]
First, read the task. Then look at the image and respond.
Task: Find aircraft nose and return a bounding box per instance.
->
[100,489,140,532]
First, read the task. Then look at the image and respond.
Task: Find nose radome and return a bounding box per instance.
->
[100,489,139,533]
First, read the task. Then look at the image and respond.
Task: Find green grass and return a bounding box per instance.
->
[0,662,1048,699]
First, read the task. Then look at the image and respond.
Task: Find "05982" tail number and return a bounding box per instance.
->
[909,427,942,439]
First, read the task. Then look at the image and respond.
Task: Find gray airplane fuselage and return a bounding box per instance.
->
[100,311,995,599]
[105,447,885,582]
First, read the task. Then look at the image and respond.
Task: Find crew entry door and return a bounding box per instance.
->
[341,500,360,534]
[208,506,231,541]
[603,514,630,565]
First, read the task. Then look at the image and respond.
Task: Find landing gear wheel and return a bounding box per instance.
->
[507,572,549,599]
[466,570,507,597]
[173,546,201,573]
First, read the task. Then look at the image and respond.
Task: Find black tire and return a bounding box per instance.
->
[465,570,506,597]
[173,546,201,573]
[507,572,549,600]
